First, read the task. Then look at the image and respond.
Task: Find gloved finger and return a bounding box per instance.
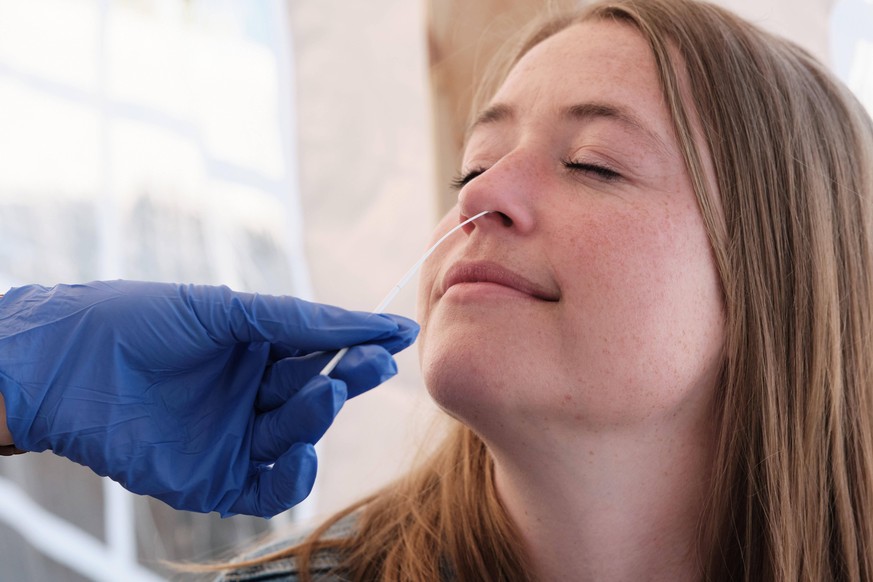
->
[365,314,419,355]
[224,442,317,518]
[251,375,346,462]
[265,313,419,362]
[332,343,400,398]
[256,352,332,410]
[185,284,419,353]
[258,344,398,411]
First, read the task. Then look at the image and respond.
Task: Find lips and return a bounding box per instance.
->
[441,260,561,302]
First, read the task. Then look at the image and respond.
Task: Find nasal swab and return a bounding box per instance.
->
[319,210,492,377]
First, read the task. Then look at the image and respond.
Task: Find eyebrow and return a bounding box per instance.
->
[468,101,670,154]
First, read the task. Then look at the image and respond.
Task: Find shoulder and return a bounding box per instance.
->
[214,513,358,582]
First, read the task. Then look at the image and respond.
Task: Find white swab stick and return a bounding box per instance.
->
[319,210,492,377]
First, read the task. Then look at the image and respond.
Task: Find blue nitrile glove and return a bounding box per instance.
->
[0,281,419,517]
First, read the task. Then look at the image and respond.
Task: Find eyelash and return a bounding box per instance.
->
[561,159,622,182]
[450,167,486,190]
[449,160,622,191]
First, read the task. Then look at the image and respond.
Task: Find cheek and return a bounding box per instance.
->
[558,200,724,416]
[577,196,717,304]
[566,198,706,296]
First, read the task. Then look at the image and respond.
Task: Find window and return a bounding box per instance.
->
[0,1,308,579]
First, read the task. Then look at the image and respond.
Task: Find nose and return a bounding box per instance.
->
[457,154,536,235]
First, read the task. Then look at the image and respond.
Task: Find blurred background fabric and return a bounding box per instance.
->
[0,0,868,579]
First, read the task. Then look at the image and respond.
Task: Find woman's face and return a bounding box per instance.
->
[417,20,724,436]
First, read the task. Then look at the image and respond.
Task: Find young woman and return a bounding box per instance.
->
[220,0,873,579]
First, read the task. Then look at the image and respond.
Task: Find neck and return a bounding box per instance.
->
[488,418,713,581]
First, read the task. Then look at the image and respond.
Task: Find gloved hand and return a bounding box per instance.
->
[0,281,418,517]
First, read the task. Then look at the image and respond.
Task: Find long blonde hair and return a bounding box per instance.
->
[231,1,873,579]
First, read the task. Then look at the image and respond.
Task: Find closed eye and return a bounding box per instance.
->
[563,159,622,182]
[452,159,622,190]
[450,167,487,190]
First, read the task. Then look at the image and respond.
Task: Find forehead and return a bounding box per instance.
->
[484,20,675,139]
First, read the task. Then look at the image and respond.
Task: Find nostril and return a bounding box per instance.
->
[460,210,512,234]
[459,209,496,235]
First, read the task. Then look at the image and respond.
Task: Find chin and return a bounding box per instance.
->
[420,325,495,411]
[418,324,543,435]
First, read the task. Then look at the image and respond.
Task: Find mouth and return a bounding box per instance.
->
[441,260,561,302]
